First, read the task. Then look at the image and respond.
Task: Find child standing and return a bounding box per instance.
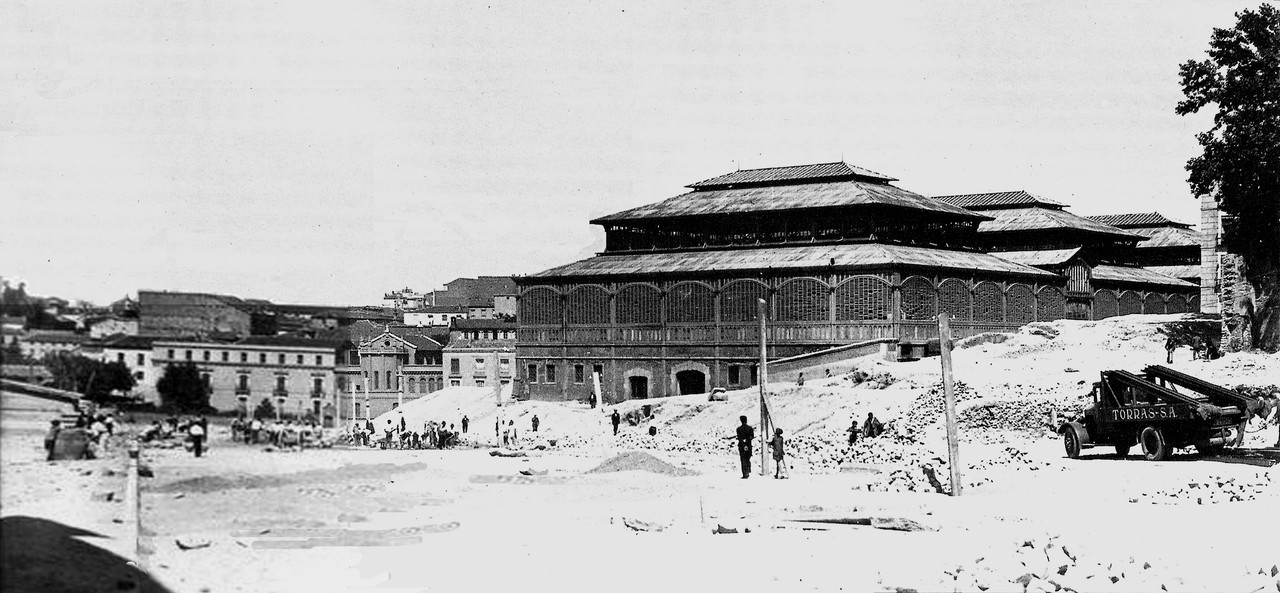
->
[769,428,788,479]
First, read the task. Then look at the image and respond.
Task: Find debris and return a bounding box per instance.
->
[870,517,934,532]
[713,524,738,534]
[585,452,697,477]
[621,517,665,532]
[175,536,211,550]
[91,491,115,502]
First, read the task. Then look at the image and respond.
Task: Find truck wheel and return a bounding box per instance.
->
[1063,429,1081,459]
[1140,426,1168,461]
[1115,444,1131,458]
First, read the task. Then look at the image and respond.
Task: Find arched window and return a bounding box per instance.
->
[938,279,972,322]
[616,284,661,324]
[835,277,891,321]
[776,279,828,322]
[1093,289,1118,319]
[1006,284,1035,325]
[901,277,937,321]
[566,286,609,325]
[1166,294,1188,314]
[1037,287,1066,321]
[721,280,769,322]
[520,287,562,325]
[1119,291,1142,316]
[973,282,1004,323]
[666,282,714,323]
[1143,293,1166,315]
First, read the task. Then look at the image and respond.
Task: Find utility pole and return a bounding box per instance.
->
[938,312,962,496]
[758,298,770,477]
[397,370,404,410]
[363,375,371,422]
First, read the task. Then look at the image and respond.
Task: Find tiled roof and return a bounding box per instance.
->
[934,191,1065,210]
[451,319,517,330]
[974,207,1145,239]
[236,336,344,349]
[988,248,1083,268]
[1091,265,1196,288]
[402,334,445,351]
[593,180,985,223]
[1086,212,1191,229]
[1127,226,1199,249]
[687,162,897,189]
[26,331,88,344]
[528,243,1057,279]
[1145,265,1201,282]
[414,305,467,314]
[101,335,155,349]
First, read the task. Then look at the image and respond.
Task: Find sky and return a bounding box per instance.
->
[0,0,1251,306]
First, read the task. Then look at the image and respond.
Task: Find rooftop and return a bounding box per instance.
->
[1091,265,1196,288]
[970,207,1145,240]
[1144,264,1201,281]
[989,248,1083,268]
[528,243,1057,279]
[934,190,1066,210]
[1086,212,1192,229]
[1122,226,1199,249]
[451,318,518,331]
[593,179,985,224]
[687,161,897,189]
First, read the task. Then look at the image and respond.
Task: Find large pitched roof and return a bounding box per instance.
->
[1091,265,1196,288]
[527,243,1056,279]
[933,190,1065,210]
[593,180,986,223]
[972,207,1145,240]
[1145,264,1201,282]
[1125,226,1199,249]
[451,318,517,330]
[1086,212,1192,229]
[687,162,896,189]
[236,336,344,349]
[988,248,1083,268]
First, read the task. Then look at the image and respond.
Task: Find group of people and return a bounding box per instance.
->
[349,414,465,450]
[846,412,884,445]
[43,411,116,461]
[733,416,791,479]
[1164,335,1220,363]
[230,417,324,449]
[139,415,209,457]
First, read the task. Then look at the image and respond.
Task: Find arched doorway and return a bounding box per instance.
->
[675,370,706,395]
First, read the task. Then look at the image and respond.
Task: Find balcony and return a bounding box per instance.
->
[235,387,251,396]
[273,389,289,398]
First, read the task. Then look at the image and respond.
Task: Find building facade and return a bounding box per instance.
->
[150,336,341,422]
[334,322,446,420]
[443,319,516,389]
[1086,212,1201,284]
[98,335,156,395]
[516,163,1063,402]
[404,305,468,327]
[138,290,252,337]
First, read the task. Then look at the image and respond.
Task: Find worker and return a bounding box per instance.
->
[769,428,788,479]
[1164,335,1178,364]
[461,415,469,434]
[797,372,805,387]
[44,420,62,461]
[846,420,860,445]
[863,412,883,439]
[611,410,621,436]
[735,416,755,479]
[188,420,205,458]
[532,414,540,432]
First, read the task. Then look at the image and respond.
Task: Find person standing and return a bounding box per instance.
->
[44,420,62,461]
[863,412,883,439]
[1165,335,1178,364]
[611,410,621,436]
[188,420,205,458]
[769,428,788,479]
[796,372,805,387]
[847,420,860,446]
[461,415,469,434]
[531,415,540,433]
[735,416,755,479]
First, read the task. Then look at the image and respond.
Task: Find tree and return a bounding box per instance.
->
[1177,4,1280,351]
[253,397,275,420]
[42,353,137,400]
[0,342,33,365]
[95,361,137,400]
[156,362,210,413]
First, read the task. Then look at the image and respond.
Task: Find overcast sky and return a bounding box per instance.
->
[1,1,1247,306]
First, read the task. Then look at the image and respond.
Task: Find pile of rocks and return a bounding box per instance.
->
[961,399,1064,433]
[1132,473,1275,505]
[902,534,1280,593]
[842,369,897,389]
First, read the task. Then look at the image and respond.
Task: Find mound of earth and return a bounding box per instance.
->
[585,451,697,477]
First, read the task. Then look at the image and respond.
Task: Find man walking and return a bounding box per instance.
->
[531,414,540,433]
[735,416,755,479]
[611,410,621,436]
[461,415,469,434]
[188,420,205,458]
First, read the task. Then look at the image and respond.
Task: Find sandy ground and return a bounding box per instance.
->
[4,316,1280,593]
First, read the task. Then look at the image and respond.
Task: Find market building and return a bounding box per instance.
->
[1086,212,1201,284]
[515,162,1065,402]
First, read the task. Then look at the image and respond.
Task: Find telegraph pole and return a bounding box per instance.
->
[758,298,770,477]
[363,375,371,422]
[938,312,962,496]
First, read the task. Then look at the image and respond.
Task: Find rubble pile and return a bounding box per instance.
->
[906,534,1280,593]
[842,369,897,390]
[1133,473,1275,505]
[960,399,1071,433]
[898,381,981,438]
[585,451,698,477]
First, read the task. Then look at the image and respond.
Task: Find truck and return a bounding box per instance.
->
[1058,365,1253,461]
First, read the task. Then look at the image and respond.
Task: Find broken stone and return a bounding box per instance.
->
[175,536,211,550]
[870,517,934,532]
[713,524,738,534]
[621,517,664,532]
[91,491,115,502]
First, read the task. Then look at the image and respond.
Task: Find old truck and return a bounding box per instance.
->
[1058,365,1253,461]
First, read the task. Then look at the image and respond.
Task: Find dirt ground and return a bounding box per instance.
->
[4,316,1280,593]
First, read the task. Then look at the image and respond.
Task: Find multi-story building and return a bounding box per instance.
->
[443,319,516,389]
[149,336,341,422]
[98,335,156,394]
[404,305,468,327]
[88,317,140,338]
[934,191,1199,319]
[138,290,252,337]
[384,288,429,311]
[334,322,447,420]
[1086,212,1201,284]
[20,330,89,360]
[516,162,1061,402]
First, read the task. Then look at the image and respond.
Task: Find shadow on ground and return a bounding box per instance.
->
[1,515,171,593]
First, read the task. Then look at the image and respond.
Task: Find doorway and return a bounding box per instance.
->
[628,376,649,400]
[675,370,706,395]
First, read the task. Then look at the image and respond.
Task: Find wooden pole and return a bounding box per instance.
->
[937,312,962,496]
[592,371,603,412]
[758,298,769,477]
[363,375,370,421]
